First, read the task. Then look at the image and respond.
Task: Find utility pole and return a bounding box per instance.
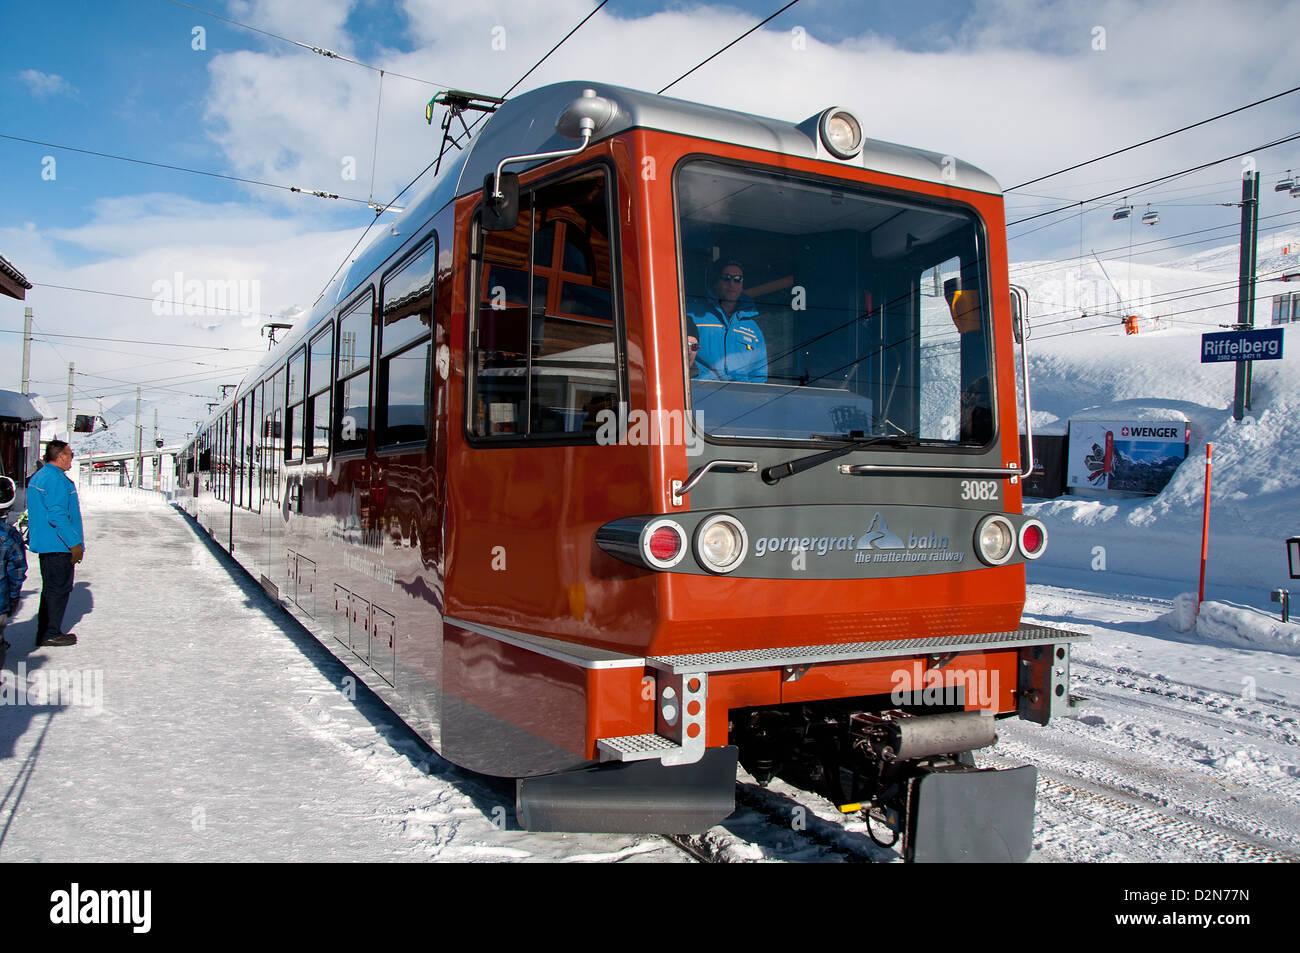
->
[135,387,142,487]
[65,362,74,440]
[153,407,160,490]
[1233,171,1260,421]
[21,307,32,394]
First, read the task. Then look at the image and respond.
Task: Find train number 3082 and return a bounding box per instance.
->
[959,480,999,501]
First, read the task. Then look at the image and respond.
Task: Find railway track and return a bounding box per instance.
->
[663,782,898,863]
[1070,667,1300,747]
[982,741,1300,863]
[1072,657,1300,718]
[1034,772,1300,863]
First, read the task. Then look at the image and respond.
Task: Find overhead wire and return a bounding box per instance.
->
[0,132,370,205]
[658,0,801,95]
[0,327,264,352]
[313,0,612,303]
[1011,208,1300,279]
[1008,131,1300,231]
[161,0,451,88]
[32,281,281,319]
[1008,83,1300,191]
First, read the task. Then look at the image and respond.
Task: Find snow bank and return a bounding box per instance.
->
[1160,593,1300,655]
[1162,592,1199,633]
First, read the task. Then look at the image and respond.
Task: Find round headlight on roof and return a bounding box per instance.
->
[818,108,863,160]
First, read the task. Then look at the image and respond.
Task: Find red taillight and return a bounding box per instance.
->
[1019,520,1047,559]
[648,527,682,561]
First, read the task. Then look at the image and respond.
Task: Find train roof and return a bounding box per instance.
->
[210,81,1002,424]
[331,81,1002,314]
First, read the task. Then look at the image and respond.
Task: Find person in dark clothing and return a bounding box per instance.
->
[0,480,26,665]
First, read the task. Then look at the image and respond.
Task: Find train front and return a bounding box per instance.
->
[571,103,1083,862]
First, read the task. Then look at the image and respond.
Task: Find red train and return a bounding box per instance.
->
[178,82,1083,862]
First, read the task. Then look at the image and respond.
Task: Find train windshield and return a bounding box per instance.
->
[677,161,995,447]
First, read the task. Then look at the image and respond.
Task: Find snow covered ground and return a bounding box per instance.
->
[1,493,1295,863]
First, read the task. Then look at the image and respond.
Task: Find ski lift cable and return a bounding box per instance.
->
[1011,208,1300,278]
[1009,130,1300,230]
[1008,83,1300,191]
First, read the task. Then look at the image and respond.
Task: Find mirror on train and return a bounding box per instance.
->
[0,476,14,509]
[482,171,520,231]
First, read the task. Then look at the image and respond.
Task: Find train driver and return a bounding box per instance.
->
[685,260,767,382]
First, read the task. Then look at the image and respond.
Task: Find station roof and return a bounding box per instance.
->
[0,389,42,422]
[0,252,32,301]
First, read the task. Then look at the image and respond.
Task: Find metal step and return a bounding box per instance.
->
[596,733,683,762]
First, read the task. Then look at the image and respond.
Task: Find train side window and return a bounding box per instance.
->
[249,382,262,512]
[286,347,306,462]
[307,326,333,458]
[218,414,226,500]
[378,239,436,448]
[236,397,246,509]
[267,368,284,499]
[335,290,374,454]
[470,167,620,440]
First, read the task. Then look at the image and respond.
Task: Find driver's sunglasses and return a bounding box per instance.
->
[718,274,744,283]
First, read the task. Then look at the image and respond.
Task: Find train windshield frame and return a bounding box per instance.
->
[675,159,997,450]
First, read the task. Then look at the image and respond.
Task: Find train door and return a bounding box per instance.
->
[448,164,627,638]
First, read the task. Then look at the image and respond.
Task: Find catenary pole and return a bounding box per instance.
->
[1233,172,1259,421]
[21,307,32,393]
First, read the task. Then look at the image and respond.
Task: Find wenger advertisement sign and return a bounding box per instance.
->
[1066,421,1190,494]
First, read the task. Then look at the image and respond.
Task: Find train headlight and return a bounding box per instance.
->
[694,514,748,574]
[974,515,1016,566]
[819,108,863,160]
[1018,519,1048,560]
[642,518,688,570]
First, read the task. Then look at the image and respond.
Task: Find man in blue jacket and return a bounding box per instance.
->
[685,260,767,383]
[27,440,83,647]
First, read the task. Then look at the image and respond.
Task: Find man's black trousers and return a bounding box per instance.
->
[36,552,75,639]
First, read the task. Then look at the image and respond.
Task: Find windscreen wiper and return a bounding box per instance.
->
[761,432,919,485]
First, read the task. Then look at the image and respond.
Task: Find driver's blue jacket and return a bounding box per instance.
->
[686,294,767,383]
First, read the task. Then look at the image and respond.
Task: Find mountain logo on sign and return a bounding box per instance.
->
[857,513,905,550]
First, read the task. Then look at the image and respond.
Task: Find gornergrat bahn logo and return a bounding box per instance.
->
[751,512,966,565]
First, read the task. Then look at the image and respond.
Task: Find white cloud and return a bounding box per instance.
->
[17,69,78,99]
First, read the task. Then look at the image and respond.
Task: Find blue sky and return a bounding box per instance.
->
[2,0,1299,432]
